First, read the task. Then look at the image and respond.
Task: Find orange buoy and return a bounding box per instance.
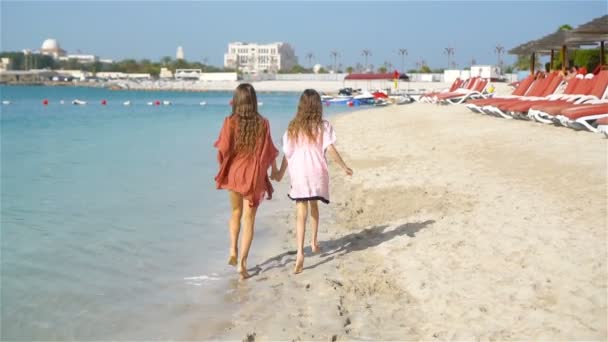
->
[101,99,107,105]
[42,99,49,105]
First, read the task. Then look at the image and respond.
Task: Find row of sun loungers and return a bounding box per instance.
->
[414,70,607,135]
[464,70,608,134]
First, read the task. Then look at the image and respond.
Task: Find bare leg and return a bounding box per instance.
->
[294,201,308,274]
[238,199,257,280]
[309,200,320,253]
[228,191,243,266]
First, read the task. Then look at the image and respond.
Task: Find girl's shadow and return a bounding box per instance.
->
[253,220,435,276]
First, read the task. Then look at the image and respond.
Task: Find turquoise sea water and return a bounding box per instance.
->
[0,85,357,339]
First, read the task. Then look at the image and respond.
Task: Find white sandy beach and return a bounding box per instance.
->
[200,97,607,341]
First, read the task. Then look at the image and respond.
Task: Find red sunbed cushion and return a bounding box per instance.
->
[505,99,569,113]
[589,70,608,98]
[540,74,564,96]
[512,76,535,96]
[561,104,608,120]
[529,102,578,115]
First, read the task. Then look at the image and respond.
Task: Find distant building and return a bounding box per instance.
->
[40,38,66,58]
[175,69,201,80]
[36,38,111,65]
[58,54,98,64]
[0,58,10,72]
[159,67,173,79]
[176,46,185,60]
[223,42,297,74]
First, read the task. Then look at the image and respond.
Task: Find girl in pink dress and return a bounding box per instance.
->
[274,89,352,274]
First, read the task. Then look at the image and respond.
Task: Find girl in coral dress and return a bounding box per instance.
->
[274,89,352,274]
[214,83,279,279]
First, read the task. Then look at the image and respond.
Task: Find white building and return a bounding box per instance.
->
[159,67,173,79]
[0,58,10,72]
[40,39,66,58]
[223,42,297,74]
[176,46,185,60]
[175,69,201,80]
[58,54,98,64]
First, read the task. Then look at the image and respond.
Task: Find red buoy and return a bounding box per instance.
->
[154,100,161,106]
[101,99,107,105]
[347,101,354,107]
[42,99,49,105]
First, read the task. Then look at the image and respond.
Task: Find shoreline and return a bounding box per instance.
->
[1,80,493,94]
[206,102,606,340]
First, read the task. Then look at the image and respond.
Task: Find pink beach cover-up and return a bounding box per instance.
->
[282,120,336,204]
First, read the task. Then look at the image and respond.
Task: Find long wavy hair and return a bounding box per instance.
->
[287,89,323,143]
[232,83,263,153]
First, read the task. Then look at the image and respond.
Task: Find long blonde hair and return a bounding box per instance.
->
[287,89,323,142]
[232,83,263,153]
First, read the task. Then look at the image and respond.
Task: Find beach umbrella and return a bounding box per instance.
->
[566,15,608,66]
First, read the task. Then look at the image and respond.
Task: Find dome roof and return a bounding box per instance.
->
[41,39,60,51]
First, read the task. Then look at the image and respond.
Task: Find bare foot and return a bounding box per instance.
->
[238,261,250,280]
[228,249,238,266]
[311,242,321,253]
[228,255,238,266]
[293,254,304,274]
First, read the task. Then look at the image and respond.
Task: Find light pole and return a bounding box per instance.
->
[495,44,505,72]
[398,48,408,73]
[361,49,372,72]
[444,47,455,70]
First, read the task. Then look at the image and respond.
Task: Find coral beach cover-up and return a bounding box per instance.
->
[282,120,336,204]
[214,115,278,207]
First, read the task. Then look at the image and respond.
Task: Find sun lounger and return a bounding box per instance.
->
[466,74,536,113]
[476,73,555,117]
[503,75,595,120]
[418,78,464,103]
[482,72,563,119]
[528,70,608,123]
[552,103,608,133]
[596,116,608,136]
[435,78,490,104]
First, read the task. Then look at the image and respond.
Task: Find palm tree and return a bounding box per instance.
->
[361,49,372,71]
[330,50,339,72]
[161,56,172,66]
[305,52,315,68]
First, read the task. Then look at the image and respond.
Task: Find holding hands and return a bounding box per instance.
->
[270,156,287,182]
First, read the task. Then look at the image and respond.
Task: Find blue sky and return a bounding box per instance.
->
[1,1,605,70]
